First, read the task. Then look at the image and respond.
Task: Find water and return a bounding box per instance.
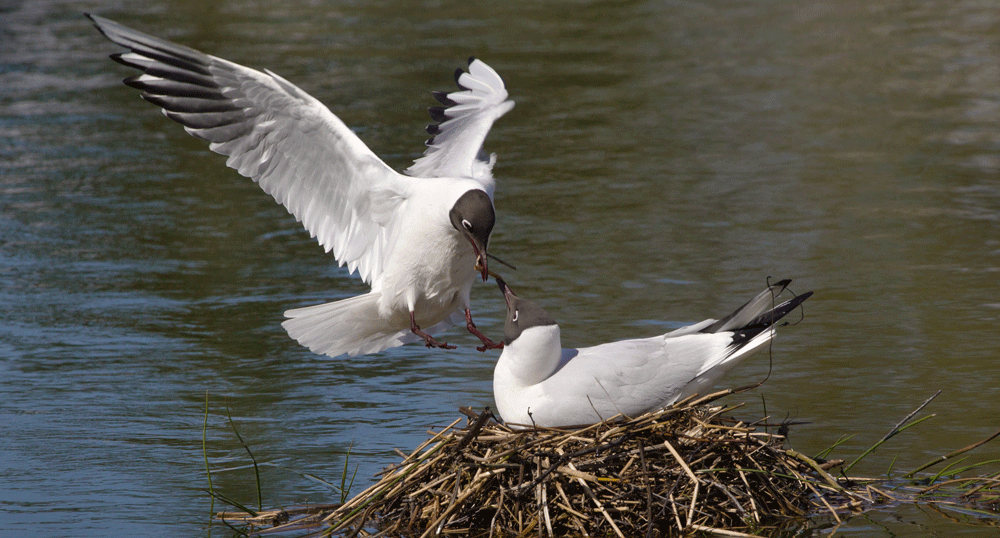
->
[2,0,998,536]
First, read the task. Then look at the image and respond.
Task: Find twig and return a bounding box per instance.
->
[844,391,941,473]
[688,523,762,537]
[638,439,654,538]
[784,449,846,492]
[663,438,699,527]
[561,451,625,538]
[906,429,1000,478]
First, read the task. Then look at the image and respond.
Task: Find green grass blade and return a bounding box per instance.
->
[844,391,941,473]
[814,433,856,460]
[844,413,936,473]
[225,402,262,511]
[937,459,1000,480]
[299,472,340,491]
[217,514,250,537]
[204,391,214,536]
[340,441,353,503]
[886,453,899,477]
[906,429,1000,478]
[930,456,970,483]
[207,489,258,517]
[346,462,360,504]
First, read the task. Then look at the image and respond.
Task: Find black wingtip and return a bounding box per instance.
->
[783,290,814,312]
[428,106,448,123]
[85,12,111,39]
[729,289,813,347]
[454,67,469,90]
[751,290,813,330]
[109,52,134,68]
[432,90,457,107]
[121,74,146,90]
[468,56,476,65]
[741,291,813,334]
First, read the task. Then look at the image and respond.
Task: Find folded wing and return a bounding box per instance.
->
[574,281,813,415]
[87,13,409,284]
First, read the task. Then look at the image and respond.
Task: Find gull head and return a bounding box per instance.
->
[449,189,495,282]
[496,277,558,346]
[495,277,563,384]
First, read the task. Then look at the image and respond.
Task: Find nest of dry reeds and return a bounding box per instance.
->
[217,389,1000,537]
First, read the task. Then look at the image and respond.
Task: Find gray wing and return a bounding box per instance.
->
[405,58,514,195]
[548,333,734,419]
[88,14,409,284]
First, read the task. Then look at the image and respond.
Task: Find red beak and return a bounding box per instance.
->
[470,239,489,282]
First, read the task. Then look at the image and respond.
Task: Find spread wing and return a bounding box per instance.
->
[405,57,514,196]
[87,13,410,284]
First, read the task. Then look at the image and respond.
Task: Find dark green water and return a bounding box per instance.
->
[2,0,998,535]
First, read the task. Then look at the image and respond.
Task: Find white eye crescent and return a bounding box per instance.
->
[462,219,473,231]
[512,310,518,323]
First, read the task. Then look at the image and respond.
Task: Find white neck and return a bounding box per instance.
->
[497,324,563,386]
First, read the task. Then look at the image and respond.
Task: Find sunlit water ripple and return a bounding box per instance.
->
[2,1,998,536]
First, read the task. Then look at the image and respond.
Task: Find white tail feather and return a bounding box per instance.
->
[282,294,466,358]
[283,294,409,357]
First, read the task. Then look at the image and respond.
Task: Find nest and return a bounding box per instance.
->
[217,389,1000,537]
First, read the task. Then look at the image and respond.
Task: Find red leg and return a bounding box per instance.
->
[466,308,504,352]
[410,312,456,350]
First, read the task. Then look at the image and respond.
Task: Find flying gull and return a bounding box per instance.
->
[87,14,515,357]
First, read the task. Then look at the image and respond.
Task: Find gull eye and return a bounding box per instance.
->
[462,219,473,231]
[512,310,518,323]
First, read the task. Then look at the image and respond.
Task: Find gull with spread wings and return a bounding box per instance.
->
[88,14,514,357]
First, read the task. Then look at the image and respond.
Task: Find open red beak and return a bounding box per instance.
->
[470,239,489,282]
[478,255,489,282]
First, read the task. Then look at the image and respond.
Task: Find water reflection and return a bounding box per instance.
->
[1,0,998,536]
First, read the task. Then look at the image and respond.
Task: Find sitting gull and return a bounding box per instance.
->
[493,278,813,428]
[87,14,515,357]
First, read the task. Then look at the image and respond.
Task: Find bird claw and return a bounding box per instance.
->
[411,313,455,350]
[476,340,504,352]
[425,338,457,350]
[465,308,502,352]
[415,330,455,349]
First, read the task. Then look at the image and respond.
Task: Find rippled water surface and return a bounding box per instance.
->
[2,0,998,536]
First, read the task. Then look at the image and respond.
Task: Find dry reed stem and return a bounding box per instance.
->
[688,523,761,537]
